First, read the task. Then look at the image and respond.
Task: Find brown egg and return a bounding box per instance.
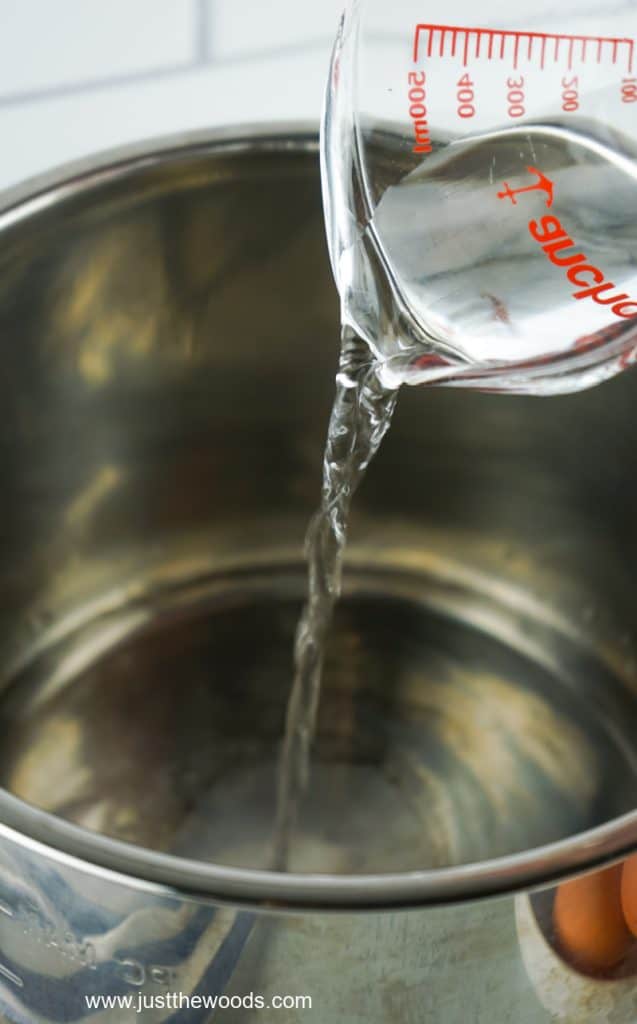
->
[620,854,637,937]
[553,864,632,972]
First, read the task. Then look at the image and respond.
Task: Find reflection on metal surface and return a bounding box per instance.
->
[0,128,637,1020]
[65,465,122,529]
[51,224,164,385]
[0,563,622,873]
[0,965,23,990]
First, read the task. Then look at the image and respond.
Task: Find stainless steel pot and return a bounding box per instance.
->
[1,126,637,1023]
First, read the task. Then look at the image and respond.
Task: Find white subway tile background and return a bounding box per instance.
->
[0,0,346,192]
[2,0,632,193]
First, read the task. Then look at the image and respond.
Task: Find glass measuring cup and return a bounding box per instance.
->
[321,0,637,393]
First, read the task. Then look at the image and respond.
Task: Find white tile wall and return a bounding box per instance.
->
[0,52,329,191]
[0,0,197,99]
[206,0,344,59]
[0,0,343,193]
[1,0,633,194]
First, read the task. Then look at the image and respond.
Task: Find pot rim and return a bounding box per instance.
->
[1,122,636,912]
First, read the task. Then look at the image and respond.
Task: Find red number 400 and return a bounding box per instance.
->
[457,73,475,118]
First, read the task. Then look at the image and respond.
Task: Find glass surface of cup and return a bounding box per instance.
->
[321,0,637,392]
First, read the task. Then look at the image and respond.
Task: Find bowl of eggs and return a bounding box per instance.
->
[516,857,637,1021]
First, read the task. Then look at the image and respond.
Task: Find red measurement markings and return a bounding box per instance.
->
[457,72,476,117]
[562,74,580,111]
[407,70,432,153]
[413,24,635,73]
[623,78,637,102]
[496,167,637,320]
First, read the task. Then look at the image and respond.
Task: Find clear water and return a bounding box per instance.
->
[274,105,637,869]
[325,123,637,394]
[272,328,397,869]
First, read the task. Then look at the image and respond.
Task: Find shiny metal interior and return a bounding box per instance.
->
[1,130,637,905]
